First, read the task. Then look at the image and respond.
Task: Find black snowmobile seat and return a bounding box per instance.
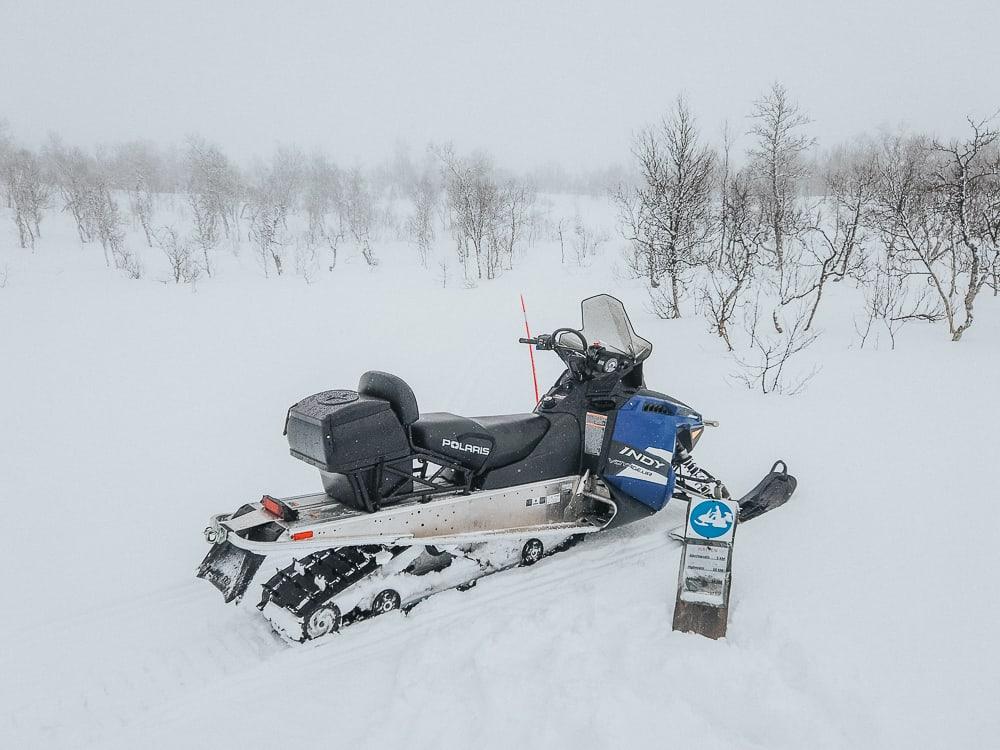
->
[411,412,550,471]
[358,371,419,427]
[357,371,550,472]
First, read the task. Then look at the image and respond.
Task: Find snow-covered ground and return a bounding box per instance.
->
[1,204,998,750]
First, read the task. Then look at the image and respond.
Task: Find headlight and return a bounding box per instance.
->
[602,358,618,373]
[690,425,704,448]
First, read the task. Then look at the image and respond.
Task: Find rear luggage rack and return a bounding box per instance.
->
[342,452,474,513]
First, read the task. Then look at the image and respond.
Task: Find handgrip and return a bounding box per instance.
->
[518,337,537,344]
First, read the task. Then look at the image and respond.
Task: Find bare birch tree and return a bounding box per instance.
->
[616,96,716,317]
[489,178,536,274]
[244,149,302,278]
[747,83,816,276]
[436,145,500,281]
[701,172,767,349]
[406,165,439,267]
[870,125,1000,341]
[927,117,1000,340]
[0,119,12,209]
[783,141,879,329]
[339,167,377,267]
[111,141,161,247]
[6,148,49,249]
[43,136,97,243]
[186,136,241,242]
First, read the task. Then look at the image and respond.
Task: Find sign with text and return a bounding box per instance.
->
[672,497,739,639]
[679,543,731,607]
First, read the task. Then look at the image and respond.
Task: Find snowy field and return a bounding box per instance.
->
[1,203,999,750]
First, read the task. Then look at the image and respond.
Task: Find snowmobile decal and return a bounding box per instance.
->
[617,446,667,469]
[441,438,491,456]
[584,412,608,455]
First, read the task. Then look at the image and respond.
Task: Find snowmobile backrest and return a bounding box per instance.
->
[358,371,420,427]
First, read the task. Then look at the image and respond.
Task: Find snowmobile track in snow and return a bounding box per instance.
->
[1,507,688,748]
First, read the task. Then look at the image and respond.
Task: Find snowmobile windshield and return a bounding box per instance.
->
[559,294,653,361]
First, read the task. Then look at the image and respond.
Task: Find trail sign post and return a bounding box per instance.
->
[672,497,738,639]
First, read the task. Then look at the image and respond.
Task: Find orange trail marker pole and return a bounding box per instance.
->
[519,294,540,404]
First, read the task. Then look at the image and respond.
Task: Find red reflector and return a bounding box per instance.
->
[261,494,299,521]
[291,530,314,541]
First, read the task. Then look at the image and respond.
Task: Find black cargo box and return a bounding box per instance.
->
[285,389,410,473]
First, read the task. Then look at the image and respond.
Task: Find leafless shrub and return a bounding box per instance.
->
[555,215,568,263]
[524,199,551,248]
[155,225,200,284]
[854,256,941,349]
[732,300,820,394]
[294,234,320,283]
[567,214,605,267]
[113,245,144,279]
[339,167,377,267]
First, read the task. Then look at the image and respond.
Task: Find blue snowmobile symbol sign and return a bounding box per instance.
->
[686,500,737,541]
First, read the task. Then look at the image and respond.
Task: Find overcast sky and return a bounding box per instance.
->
[1,0,998,169]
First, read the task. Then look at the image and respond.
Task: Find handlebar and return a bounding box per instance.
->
[519,327,633,382]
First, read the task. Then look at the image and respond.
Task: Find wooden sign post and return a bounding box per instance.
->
[672,497,739,639]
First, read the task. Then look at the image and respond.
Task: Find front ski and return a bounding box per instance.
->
[669,460,796,539]
[737,460,796,522]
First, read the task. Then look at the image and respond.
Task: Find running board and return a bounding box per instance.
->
[207,475,617,557]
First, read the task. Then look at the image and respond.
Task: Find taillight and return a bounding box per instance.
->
[261,495,296,521]
[291,530,314,541]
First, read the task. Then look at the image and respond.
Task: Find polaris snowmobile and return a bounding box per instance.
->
[198,294,796,641]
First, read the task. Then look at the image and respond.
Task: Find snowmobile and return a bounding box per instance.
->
[197,294,797,641]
